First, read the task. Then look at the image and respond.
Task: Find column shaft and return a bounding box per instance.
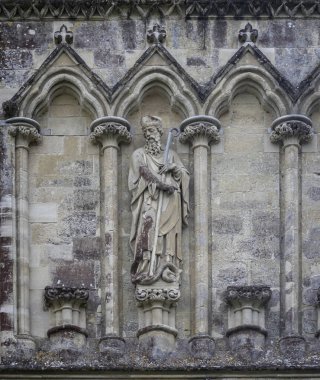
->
[270,115,313,338]
[282,139,301,335]
[179,116,221,342]
[193,144,209,334]
[16,142,31,335]
[90,117,131,345]
[102,143,119,335]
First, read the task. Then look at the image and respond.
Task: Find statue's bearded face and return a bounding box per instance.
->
[144,125,162,155]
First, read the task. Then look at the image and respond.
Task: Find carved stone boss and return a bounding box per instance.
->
[90,117,132,352]
[179,116,221,356]
[270,115,312,343]
[6,117,41,350]
[226,286,271,351]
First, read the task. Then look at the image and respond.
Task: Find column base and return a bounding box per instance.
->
[279,335,306,358]
[99,335,125,355]
[226,325,267,360]
[16,334,37,359]
[138,325,177,354]
[47,325,88,349]
[188,335,215,359]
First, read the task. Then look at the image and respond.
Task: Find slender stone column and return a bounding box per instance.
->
[179,115,221,358]
[6,117,41,353]
[90,117,132,354]
[270,115,312,355]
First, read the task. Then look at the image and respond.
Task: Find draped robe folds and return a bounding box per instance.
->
[129,147,189,282]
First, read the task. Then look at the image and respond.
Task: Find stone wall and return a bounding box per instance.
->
[1,1,320,378]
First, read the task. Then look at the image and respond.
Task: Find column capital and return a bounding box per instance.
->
[179,115,221,149]
[90,116,132,150]
[6,117,41,146]
[44,286,89,309]
[270,114,313,145]
[226,285,272,308]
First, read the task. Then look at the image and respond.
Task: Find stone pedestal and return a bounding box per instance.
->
[136,286,180,353]
[225,286,272,357]
[44,286,89,349]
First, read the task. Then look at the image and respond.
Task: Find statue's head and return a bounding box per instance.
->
[141,115,163,139]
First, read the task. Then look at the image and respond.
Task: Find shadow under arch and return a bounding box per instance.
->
[204,67,291,120]
[112,67,200,119]
[18,68,110,120]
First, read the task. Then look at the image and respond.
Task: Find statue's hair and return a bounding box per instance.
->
[141,115,163,136]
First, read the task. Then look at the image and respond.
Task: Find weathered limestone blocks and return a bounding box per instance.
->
[90,117,132,354]
[136,287,180,351]
[44,286,89,348]
[226,286,271,355]
[270,115,312,355]
[179,115,221,359]
[6,117,42,355]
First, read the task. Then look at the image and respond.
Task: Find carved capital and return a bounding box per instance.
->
[90,117,132,149]
[226,285,272,308]
[135,288,180,303]
[44,286,89,309]
[179,116,221,148]
[6,117,41,145]
[270,115,313,145]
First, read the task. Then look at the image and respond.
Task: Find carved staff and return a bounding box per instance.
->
[148,127,180,277]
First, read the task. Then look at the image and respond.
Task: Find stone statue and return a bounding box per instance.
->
[129,116,189,285]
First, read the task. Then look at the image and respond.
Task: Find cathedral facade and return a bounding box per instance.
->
[1,1,320,378]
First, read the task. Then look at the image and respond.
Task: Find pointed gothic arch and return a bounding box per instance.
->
[112,66,200,119]
[204,66,291,119]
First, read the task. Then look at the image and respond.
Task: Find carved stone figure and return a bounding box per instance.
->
[129,116,189,285]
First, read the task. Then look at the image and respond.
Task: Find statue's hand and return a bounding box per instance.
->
[164,184,177,195]
[159,163,180,175]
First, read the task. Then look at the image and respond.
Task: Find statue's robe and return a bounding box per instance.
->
[128,147,189,280]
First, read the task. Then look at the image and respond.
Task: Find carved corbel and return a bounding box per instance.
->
[135,287,180,349]
[225,285,271,358]
[44,286,89,347]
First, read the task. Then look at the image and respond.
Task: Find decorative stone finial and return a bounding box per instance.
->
[270,115,313,144]
[54,24,73,45]
[147,24,166,44]
[239,23,258,44]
